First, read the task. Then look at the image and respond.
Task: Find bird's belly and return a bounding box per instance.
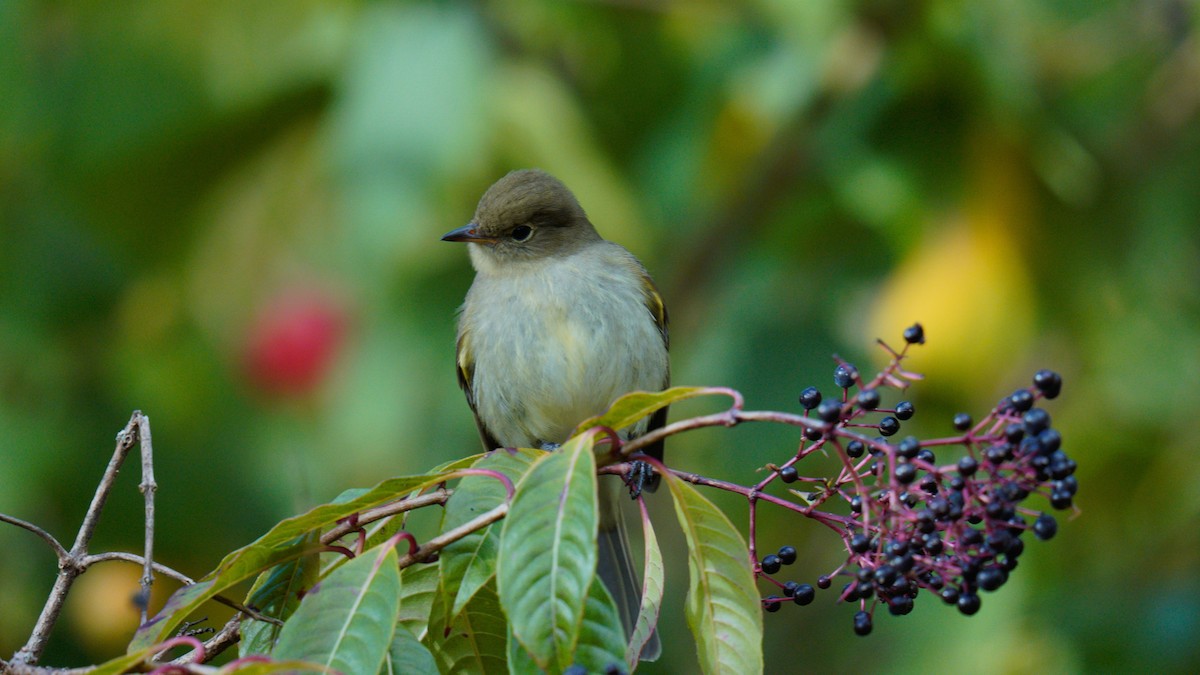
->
[471,298,661,447]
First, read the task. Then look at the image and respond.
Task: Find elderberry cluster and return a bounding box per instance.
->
[758,324,1074,636]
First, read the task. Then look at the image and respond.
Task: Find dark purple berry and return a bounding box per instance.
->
[940,586,960,604]
[798,386,822,410]
[957,455,978,476]
[834,364,857,389]
[817,575,831,589]
[817,399,843,423]
[804,426,823,441]
[984,444,1011,465]
[849,533,871,554]
[1018,436,1045,458]
[957,593,981,615]
[897,436,920,459]
[1055,475,1078,496]
[793,583,815,605]
[887,595,914,615]
[761,554,782,575]
[857,388,881,410]
[1033,513,1057,540]
[894,462,917,484]
[1033,369,1062,398]
[879,416,900,436]
[846,440,865,458]
[1023,408,1051,435]
[779,466,798,483]
[1004,423,1025,444]
[915,510,936,533]
[1050,490,1073,510]
[783,580,800,597]
[895,401,915,420]
[778,545,797,565]
[1037,428,1062,453]
[763,596,783,612]
[923,533,944,555]
[1009,389,1034,412]
[873,564,897,586]
[953,413,972,431]
[903,323,925,344]
[961,528,983,546]
[917,476,938,496]
[853,610,873,636]
[977,566,1007,591]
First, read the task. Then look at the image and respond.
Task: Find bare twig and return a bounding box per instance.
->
[11,412,150,667]
[0,514,69,563]
[396,502,509,569]
[136,413,157,624]
[320,490,452,546]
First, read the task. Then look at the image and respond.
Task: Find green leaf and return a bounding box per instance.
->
[216,660,333,674]
[626,501,665,668]
[131,471,455,649]
[497,432,599,672]
[396,559,441,641]
[273,541,403,673]
[88,647,159,675]
[572,386,730,438]
[381,625,438,675]
[664,475,764,675]
[507,579,624,675]
[427,580,509,674]
[240,534,321,656]
[574,576,629,674]
[442,448,543,617]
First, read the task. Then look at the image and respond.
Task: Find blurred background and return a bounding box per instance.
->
[2,0,1198,671]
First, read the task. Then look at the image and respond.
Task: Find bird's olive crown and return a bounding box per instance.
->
[472,169,601,259]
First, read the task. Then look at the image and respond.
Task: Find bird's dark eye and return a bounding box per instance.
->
[511,225,533,241]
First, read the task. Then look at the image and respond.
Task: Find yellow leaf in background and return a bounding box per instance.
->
[869,137,1036,396]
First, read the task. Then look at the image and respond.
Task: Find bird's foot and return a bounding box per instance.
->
[624,458,660,499]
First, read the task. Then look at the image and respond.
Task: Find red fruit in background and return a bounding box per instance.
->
[242,289,349,397]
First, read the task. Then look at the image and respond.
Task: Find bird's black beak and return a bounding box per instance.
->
[441,223,497,244]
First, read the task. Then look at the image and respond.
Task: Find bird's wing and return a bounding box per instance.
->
[639,271,670,462]
[456,329,502,451]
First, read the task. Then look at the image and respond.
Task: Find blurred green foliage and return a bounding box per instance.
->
[2,0,1199,671]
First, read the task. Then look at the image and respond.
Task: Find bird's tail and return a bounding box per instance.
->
[597,480,661,662]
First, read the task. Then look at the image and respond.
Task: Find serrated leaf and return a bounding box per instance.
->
[442,448,543,617]
[572,386,722,439]
[131,471,454,649]
[240,534,321,656]
[396,558,442,642]
[427,580,509,674]
[665,475,764,675]
[626,501,665,668]
[381,624,438,675]
[497,433,599,672]
[574,576,628,674]
[273,541,403,673]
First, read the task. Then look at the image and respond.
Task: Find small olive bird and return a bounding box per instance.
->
[443,169,669,660]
